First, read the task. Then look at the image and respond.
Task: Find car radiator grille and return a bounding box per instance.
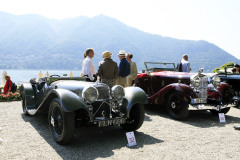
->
[195,76,208,99]
[94,84,111,99]
[92,101,111,118]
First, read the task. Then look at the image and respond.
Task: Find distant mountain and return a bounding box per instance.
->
[0,11,239,72]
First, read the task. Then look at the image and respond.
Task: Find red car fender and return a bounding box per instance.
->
[218,82,230,94]
[149,83,196,105]
[217,82,233,103]
[208,89,220,99]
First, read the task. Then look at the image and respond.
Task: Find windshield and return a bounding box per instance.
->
[144,62,176,72]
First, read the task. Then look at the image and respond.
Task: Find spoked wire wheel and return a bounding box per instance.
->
[51,106,64,138]
[48,98,75,145]
[166,92,189,120]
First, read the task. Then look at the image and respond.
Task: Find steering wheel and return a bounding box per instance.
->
[50,74,61,77]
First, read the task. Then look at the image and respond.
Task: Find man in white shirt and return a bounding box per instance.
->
[181,54,191,73]
[81,48,97,82]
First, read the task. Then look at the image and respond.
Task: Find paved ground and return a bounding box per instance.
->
[0,102,239,160]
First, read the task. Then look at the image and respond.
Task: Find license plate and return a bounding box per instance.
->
[191,98,207,104]
[98,118,126,127]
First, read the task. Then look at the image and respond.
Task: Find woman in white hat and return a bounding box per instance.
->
[98,51,119,88]
[4,74,13,94]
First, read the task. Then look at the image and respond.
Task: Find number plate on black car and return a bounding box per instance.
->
[98,118,126,127]
[191,98,207,104]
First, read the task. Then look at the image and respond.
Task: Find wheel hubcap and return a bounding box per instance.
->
[51,106,63,136]
[171,102,176,109]
[51,116,55,126]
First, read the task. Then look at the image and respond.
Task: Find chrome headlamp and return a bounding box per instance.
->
[82,86,99,103]
[190,75,200,88]
[111,85,125,100]
[212,76,221,88]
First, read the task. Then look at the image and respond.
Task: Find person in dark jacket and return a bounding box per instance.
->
[116,50,130,87]
[98,51,119,88]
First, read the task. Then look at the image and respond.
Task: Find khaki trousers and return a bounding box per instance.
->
[126,76,134,87]
[116,77,127,87]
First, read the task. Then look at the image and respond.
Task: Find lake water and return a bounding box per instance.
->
[0,69,82,85]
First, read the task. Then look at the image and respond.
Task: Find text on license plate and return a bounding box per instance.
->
[191,98,207,104]
[98,118,126,127]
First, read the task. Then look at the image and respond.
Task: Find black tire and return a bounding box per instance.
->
[48,98,75,145]
[221,87,233,104]
[166,92,189,120]
[234,101,240,108]
[210,107,231,115]
[121,104,144,131]
[22,95,30,116]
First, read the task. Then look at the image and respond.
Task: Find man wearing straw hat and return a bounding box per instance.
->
[116,50,130,87]
[98,51,119,88]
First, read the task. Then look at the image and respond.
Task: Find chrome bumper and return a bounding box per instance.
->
[189,104,230,111]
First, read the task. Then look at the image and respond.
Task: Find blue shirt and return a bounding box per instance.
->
[119,58,130,77]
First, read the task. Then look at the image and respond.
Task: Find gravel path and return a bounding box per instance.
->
[0,102,240,160]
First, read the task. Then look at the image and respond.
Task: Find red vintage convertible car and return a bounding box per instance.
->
[133,62,233,120]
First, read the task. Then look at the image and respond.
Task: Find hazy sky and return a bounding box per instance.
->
[1,0,240,59]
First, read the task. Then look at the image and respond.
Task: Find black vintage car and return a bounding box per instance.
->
[20,75,147,145]
[217,68,240,107]
[134,62,233,120]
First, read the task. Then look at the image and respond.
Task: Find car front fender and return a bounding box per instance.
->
[217,82,233,103]
[149,83,196,104]
[42,89,90,114]
[124,86,147,117]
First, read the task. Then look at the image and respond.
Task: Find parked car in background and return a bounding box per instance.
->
[20,75,147,145]
[134,62,233,120]
[217,67,240,108]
